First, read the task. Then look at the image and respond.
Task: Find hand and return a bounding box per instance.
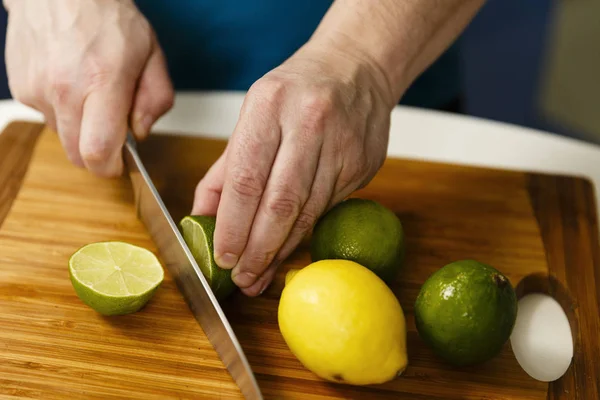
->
[192,40,395,296]
[4,0,174,176]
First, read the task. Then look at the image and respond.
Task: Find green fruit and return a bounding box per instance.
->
[310,198,405,284]
[179,215,237,300]
[414,260,518,366]
[69,241,164,316]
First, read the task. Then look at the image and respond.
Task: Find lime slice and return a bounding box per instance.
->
[69,241,164,316]
[179,215,237,300]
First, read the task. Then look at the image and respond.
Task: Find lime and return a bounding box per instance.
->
[414,259,518,366]
[310,198,405,284]
[69,241,164,316]
[278,259,408,385]
[179,215,237,300]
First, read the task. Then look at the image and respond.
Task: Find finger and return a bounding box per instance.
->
[241,261,279,297]
[243,150,337,296]
[51,82,85,167]
[212,98,281,270]
[192,148,227,216]
[327,165,374,210]
[79,80,135,177]
[230,127,322,290]
[273,155,336,263]
[130,41,174,141]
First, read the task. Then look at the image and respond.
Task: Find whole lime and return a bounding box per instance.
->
[310,198,405,284]
[414,260,518,366]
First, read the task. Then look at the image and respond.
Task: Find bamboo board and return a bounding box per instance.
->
[0,121,598,399]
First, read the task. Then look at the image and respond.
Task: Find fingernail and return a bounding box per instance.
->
[232,271,258,288]
[133,113,153,138]
[215,252,238,269]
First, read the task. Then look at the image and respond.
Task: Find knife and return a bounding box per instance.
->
[122,132,264,400]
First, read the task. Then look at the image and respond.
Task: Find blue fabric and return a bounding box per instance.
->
[135,1,461,109]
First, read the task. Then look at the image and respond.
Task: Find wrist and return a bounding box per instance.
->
[310,0,484,107]
[303,34,399,111]
[309,1,412,105]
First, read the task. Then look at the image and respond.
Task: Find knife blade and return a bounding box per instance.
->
[122,132,263,400]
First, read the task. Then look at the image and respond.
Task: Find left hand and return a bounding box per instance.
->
[192,39,396,296]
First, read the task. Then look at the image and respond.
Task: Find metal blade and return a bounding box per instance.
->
[122,132,263,400]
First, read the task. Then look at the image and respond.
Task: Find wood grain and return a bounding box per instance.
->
[526,175,600,399]
[0,121,598,399]
[0,121,43,229]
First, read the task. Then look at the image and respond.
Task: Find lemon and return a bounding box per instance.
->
[278,259,408,385]
[179,215,237,300]
[310,198,405,284]
[69,241,164,316]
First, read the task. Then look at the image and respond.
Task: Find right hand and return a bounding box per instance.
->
[4,0,174,176]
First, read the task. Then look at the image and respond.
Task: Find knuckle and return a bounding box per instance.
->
[300,91,335,132]
[266,188,303,220]
[253,77,286,99]
[50,76,73,106]
[218,230,247,254]
[83,58,114,90]
[246,77,285,112]
[293,210,317,233]
[80,139,114,163]
[301,90,335,115]
[229,169,265,199]
[244,251,275,271]
[339,163,364,191]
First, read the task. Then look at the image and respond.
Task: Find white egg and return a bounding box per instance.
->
[510,293,573,382]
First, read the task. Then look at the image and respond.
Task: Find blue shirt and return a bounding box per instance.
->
[136,1,460,109]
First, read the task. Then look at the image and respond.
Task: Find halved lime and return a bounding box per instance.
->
[179,215,237,300]
[69,241,164,316]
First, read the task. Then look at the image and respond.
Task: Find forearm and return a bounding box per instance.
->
[310,0,485,104]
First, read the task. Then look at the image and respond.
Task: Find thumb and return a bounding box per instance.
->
[130,40,174,141]
[79,79,134,177]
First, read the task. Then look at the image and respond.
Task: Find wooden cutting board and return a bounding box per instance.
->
[0,121,598,400]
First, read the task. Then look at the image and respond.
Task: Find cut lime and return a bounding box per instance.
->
[179,215,237,300]
[69,241,164,316]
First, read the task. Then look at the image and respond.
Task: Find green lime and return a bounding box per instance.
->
[69,241,164,316]
[310,198,405,284]
[179,215,237,300]
[414,259,518,366]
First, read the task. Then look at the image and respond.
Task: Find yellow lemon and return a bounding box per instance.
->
[278,259,408,385]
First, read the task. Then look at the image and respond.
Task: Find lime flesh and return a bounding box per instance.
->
[179,215,237,300]
[69,241,164,316]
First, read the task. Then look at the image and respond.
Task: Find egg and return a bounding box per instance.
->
[510,293,573,382]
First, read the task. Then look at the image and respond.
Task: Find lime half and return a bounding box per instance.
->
[69,241,164,316]
[179,215,237,300]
